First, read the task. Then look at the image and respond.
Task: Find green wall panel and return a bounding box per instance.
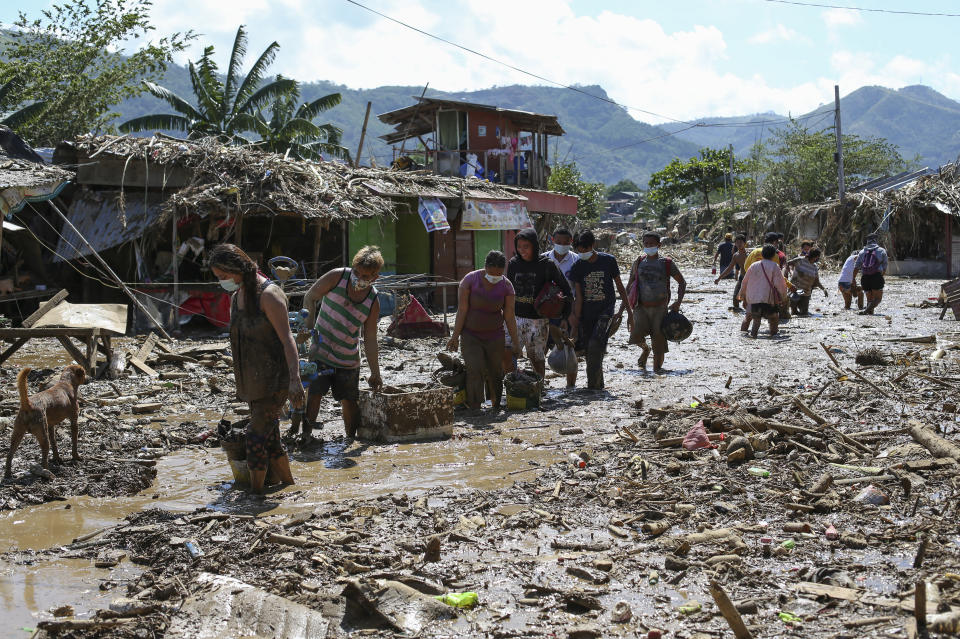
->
[349,217,397,274]
[395,213,431,274]
[473,230,503,269]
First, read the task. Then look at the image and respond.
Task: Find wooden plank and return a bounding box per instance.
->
[0,327,99,338]
[135,333,160,362]
[129,356,159,378]
[57,336,90,370]
[0,337,29,364]
[21,289,68,328]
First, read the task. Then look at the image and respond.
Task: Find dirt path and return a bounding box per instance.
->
[1,264,958,637]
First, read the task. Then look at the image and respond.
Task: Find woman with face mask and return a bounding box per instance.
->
[299,246,384,441]
[447,251,520,413]
[208,243,302,495]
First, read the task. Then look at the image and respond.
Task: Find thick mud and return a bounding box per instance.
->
[1,255,959,637]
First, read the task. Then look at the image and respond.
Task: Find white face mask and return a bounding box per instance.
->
[219,278,240,292]
[553,244,571,255]
[577,250,594,260]
[484,274,504,284]
[643,247,659,256]
[351,272,374,290]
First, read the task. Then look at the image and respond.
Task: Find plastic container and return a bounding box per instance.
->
[568,453,586,469]
[780,539,796,550]
[648,570,659,585]
[747,467,771,478]
[761,536,772,557]
[825,524,839,540]
[185,540,204,558]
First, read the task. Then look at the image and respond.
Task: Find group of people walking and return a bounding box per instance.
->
[712,231,889,338]
[208,227,887,494]
[447,228,687,412]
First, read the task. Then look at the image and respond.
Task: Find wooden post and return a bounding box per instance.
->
[235,213,243,249]
[171,206,179,333]
[354,101,372,168]
[946,214,953,278]
[311,222,323,278]
[47,200,171,339]
[709,580,754,639]
[341,223,348,267]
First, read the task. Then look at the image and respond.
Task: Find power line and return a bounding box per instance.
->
[344,0,692,125]
[761,0,960,17]
[343,0,850,137]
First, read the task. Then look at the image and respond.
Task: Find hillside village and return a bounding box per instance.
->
[0,2,960,638]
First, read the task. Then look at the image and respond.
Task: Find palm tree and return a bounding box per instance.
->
[253,82,350,161]
[119,25,296,143]
[0,78,47,131]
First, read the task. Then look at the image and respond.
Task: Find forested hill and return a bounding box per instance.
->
[115,68,701,185]
[655,85,960,170]
[115,62,960,184]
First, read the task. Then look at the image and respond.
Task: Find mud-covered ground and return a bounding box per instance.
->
[2,248,960,638]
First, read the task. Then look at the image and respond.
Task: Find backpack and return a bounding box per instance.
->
[861,248,881,275]
[628,256,672,308]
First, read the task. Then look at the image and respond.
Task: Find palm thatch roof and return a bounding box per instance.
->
[0,126,74,216]
[58,134,527,224]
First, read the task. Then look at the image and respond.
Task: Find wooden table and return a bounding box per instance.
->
[0,326,118,374]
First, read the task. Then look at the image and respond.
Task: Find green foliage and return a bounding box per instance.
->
[0,0,194,146]
[252,81,350,161]
[605,179,641,196]
[648,147,745,213]
[548,162,605,221]
[0,78,46,130]
[756,118,907,207]
[120,25,296,144]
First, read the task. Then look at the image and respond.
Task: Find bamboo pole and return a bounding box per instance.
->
[354,101,372,168]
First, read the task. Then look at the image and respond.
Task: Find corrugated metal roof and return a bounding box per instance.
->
[53,189,165,263]
[850,167,937,193]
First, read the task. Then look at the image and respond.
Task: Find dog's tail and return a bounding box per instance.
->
[17,367,32,411]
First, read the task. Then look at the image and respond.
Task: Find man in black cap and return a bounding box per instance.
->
[852,233,888,315]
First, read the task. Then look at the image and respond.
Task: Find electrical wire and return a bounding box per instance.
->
[761,0,960,17]
[343,0,853,143]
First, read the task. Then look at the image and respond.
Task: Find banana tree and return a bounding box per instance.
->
[119,25,295,143]
[0,78,47,131]
[253,84,350,161]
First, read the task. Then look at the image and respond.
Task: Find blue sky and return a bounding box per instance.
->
[3,0,959,123]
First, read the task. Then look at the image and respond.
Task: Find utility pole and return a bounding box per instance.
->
[729,143,735,210]
[834,84,845,203]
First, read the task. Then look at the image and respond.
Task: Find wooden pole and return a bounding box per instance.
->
[354,101,372,168]
[709,580,754,639]
[47,200,171,340]
[311,222,323,278]
[171,206,179,333]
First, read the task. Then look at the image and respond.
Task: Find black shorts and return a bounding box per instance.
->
[751,303,779,318]
[307,366,360,402]
[861,273,884,291]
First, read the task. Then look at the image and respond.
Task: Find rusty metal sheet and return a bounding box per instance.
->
[53,189,166,263]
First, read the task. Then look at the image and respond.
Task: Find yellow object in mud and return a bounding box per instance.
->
[506,393,538,410]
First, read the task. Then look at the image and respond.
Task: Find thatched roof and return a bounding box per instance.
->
[0,126,74,216]
[59,134,527,223]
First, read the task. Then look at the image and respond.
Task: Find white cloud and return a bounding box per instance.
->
[139,0,955,125]
[822,8,863,28]
[748,23,804,45]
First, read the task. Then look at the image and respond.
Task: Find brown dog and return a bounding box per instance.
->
[4,365,87,479]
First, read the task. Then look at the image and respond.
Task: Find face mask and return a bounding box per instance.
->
[553,244,571,255]
[351,272,374,290]
[484,274,504,284]
[577,250,594,260]
[219,278,240,292]
[643,247,659,256]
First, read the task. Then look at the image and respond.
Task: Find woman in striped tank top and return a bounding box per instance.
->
[298,246,384,440]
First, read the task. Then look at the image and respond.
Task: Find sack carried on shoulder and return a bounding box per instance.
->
[534,281,566,319]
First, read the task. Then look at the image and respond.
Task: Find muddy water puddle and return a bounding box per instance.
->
[0,417,565,625]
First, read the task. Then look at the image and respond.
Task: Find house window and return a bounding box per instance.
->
[477,125,487,137]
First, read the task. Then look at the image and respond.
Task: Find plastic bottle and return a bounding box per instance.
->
[185,540,204,558]
[648,570,659,585]
[435,592,478,608]
[761,536,772,557]
[568,453,586,469]
[747,467,771,478]
[780,539,796,550]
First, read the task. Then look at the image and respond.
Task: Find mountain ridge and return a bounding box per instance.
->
[114,62,960,184]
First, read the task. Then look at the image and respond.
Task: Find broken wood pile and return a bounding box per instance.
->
[64,134,525,224]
